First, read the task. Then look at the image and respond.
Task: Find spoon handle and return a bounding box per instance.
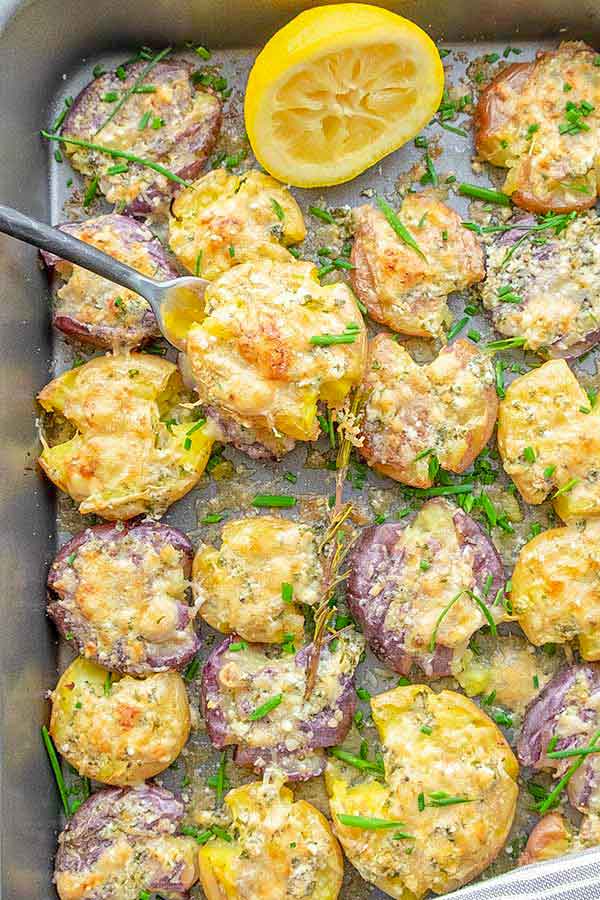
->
[0,203,159,301]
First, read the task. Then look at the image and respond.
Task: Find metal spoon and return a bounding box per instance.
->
[0,204,208,350]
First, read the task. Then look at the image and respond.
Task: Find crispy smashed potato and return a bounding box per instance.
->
[511,520,600,659]
[519,814,573,867]
[476,42,600,213]
[37,354,213,520]
[198,779,343,900]
[351,196,484,337]
[359,335,497,486]
[193,515,321,643]
[50,657,190,785]
[326,685,518,899]
[169,168,306,279]
[497,358,600,521]
[185,258,367,447]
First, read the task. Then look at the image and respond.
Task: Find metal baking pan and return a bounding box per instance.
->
[1,1,600,898]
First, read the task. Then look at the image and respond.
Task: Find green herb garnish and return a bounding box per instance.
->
[248,694,283,721]
[376,196,426,260]
[252,494,296,508]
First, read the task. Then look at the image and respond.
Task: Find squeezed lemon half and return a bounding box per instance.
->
[244,3,444,187]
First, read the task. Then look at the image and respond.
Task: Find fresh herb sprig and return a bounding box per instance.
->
[94,46,172,135]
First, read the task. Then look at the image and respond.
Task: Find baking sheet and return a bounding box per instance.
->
[42,36,600,900]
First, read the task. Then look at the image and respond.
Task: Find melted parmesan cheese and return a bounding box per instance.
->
[50,657,190,785]
[37,354,214,520]
[185,258,367,442]
[497,358,600,521]
[193,516,321,643]
[169,168,306,278]
[326,685,518,899]
[197,779,343,900]
[512,520,600,658]
[352,196,484,337]
[360,335,497,486]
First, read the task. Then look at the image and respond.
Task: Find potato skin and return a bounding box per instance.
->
[347,499,506,677]
[197,780,343,900]
[351,196,484,338]
[200,632,363,780]
[518,664,600,814]
[37,353,214,520]
[50,657,190,785]
[511,520,600,659]
[518,814,572,867]
[40,215,177,349]
[326,685,518,899]
[359,335,497,486]
[481,211,600,359]
[54,784,198,900]
[476,42,600,213]
[169,168,306,279]
[497,358,600,521]
[185,258,367,447]
[62,59,222,213]
[47,520,198,675]
[193,515,321,643]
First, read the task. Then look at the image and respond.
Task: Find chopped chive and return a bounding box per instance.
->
[82,175,99,209]
[132,84,157,94]
[211,824,233,842]
[480,491,497,526]
[101,91,120,102]
[183,654,201,682]
[138,110,151,130]
[329,748,385,774]
[281,582,293,604]
[338,814,412,833]
[486,336,527,351]
[412,483,474,499]
[201,513,224,524]
[485,52,500,63]
[547,745,600,761]
[447,316,469,341]
[552,477,579,498]
[376,196,426,260]
[229,641,248,652]
[523,446,536,463]
[283,471,297,484]
[194,45,211,60]
[495,360,506,399]
[248,694,283,721]
[92,63,105,78]
[186,418,207,438]
[544,464,556,479]
[426,791,474,807]
[428,590,464,652]
[309,205,335,224]
[458,183,511,206]
[310,330,357,346]
[103,671,112,696]
[356,687,371,701]
[252,494,296,508]
[94,46,172,134]
[420,725,433,735]
[106,162,128,175]
[194,250,203,277]
[180,825,214,845]
[414,447,435,462]
[538,728,600,814]
[41,131,189,187]
[417,792,425,811]
[42,726,71,815]
[66,552,76,566]
[438,121,468,137]
[212,751,227,804]
[270,197,285,221]
[533,674,540,689]
[467,329,481,342]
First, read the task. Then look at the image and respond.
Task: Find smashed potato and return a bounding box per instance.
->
[50,657,190,786]
[511,520,600,659]
[497,358,600,521]
[351,196,484,337]
[185,258,366,448]
[193,515,321,643]
[359,335,497,486]
[326,685,518,899]
[198,779,343,900]
[476,42,600,213]
[169,168,306,279]
[37,354,213,520]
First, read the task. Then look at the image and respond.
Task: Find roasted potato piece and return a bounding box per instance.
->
[201,632,363,780]
[54,784,198,900]
[326,685,518,899]
[169,168,306,279]
[62,58,222,214]
[481,211,600,358]
[476,42,600,213]
[50,657,190,786]
[519,813,573,867]
[351,196,484,337]
[347,499,506,678]
[197,779,343,900]
[511,520,600,659]
[497,358,600,521]
[359,335,497,486]
[47,520,198,675]
[40,214,177,349]
[184,258,367,448]
[37,354,214,520]
[193,515,321,643]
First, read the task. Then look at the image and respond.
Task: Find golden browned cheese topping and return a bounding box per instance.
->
[497,358,600,521]
[169,168,306,278]
[359,334,497,486]
[326,685,518,899]
[37,354,214,520]
[197,779,343,900]
[476,42,600,212]
[185,258,367,443]
[50,657,190,785]
[193,515,321,643]
[54,533,191,665]
[481,212,600,356]
[511,520,600,659]
[351,196,484,337]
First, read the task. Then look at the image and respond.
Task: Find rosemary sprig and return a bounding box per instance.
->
[94,46,172,135]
